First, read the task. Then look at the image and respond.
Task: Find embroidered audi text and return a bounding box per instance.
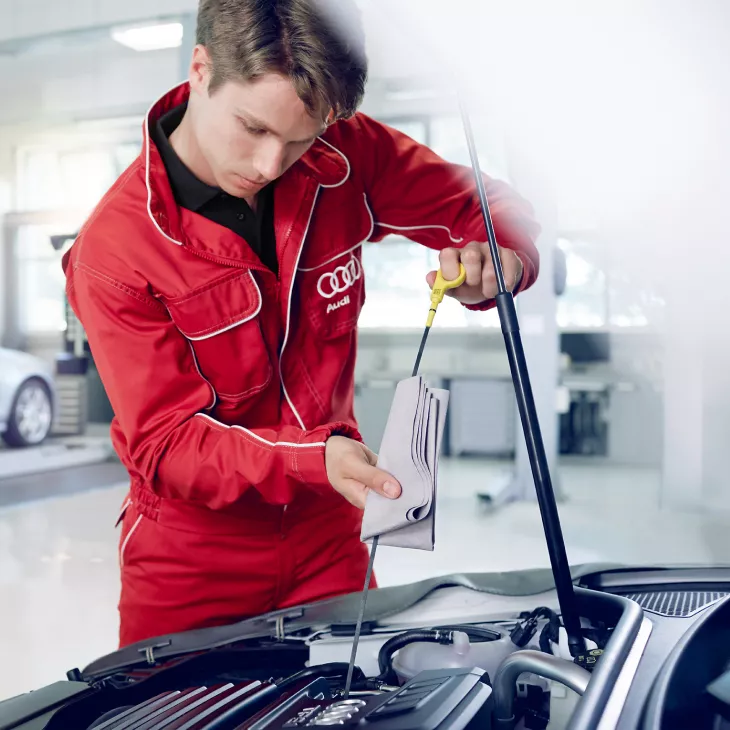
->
[317,255,362,299]
[326,295,350,314]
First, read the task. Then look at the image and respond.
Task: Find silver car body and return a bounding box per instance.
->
[0,347,57,435]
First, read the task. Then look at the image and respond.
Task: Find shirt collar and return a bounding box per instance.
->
[152,102,220,212]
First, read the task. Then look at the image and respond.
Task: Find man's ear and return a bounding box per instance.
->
[189,45,212,96]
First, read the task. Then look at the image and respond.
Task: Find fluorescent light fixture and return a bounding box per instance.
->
[384,88,441,102]
[111,22,183,52]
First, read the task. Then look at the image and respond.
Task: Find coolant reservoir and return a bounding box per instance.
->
[391,630,518,682]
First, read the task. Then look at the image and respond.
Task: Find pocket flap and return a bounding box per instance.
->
[164,270,262,340]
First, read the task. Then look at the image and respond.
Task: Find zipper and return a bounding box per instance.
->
[278,184,322,432]
[281,503,288,540]
[278,183,320,522]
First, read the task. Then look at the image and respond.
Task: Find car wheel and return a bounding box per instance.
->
[2,378,53,448]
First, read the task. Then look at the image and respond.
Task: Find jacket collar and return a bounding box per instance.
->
[143,82,350,253]
[152,102,221,213]
[142,81,350,269]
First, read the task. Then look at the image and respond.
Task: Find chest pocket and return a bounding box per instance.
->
[164,270,273,400]
[298,245,366,339]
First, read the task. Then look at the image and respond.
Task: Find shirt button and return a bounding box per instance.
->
[237,213,246,221]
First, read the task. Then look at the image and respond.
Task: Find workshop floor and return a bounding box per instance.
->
[1,458,729,700]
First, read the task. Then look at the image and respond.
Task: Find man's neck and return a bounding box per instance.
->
[168,110,215,188]
[169,109,257,209]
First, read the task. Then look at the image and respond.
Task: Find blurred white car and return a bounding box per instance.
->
[0,347,56,448]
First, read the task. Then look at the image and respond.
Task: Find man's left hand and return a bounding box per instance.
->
[426,241,523,305]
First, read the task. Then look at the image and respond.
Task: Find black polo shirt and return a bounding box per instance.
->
[153,103,278,275]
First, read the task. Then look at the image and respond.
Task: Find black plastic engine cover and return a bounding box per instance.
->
[238,669,493,730]
[86,680,279,730]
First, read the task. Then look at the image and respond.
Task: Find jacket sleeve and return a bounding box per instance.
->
[353,113,541,310]
[65,261,356,511]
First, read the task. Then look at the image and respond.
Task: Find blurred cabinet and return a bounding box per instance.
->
[354,376,447,452]
[559,382,610,457]
[52,375,87,436]
[86,362,115,423]
[557,378,663,466]
[52,354,88,436]
[354,380,398,451]
[448,378,516,457]
[607,383,663,466]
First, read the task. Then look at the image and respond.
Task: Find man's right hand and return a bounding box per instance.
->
[325,436,401,510]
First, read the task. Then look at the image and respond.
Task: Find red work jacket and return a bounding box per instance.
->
[63,82,540,523]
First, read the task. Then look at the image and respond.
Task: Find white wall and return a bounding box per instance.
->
[0,0,196,42]
[0,137,12,340]
[0,0,445,346]
[0,41,181,127]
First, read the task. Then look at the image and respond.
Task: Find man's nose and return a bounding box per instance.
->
[254,139,286,181]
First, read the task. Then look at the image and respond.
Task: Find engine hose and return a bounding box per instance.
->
[377,630,454,682]
[536,611,610,656]
[530,606,559,622]
[539,623,554,654]
[539,614,561,655]
[433,624,502,643]
[582,628,607,649]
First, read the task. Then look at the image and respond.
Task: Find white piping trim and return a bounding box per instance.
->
[279,186,322,430]
[297,240,363,273]
[374,220,464,244]
[143,91,186,247]
[298,194,374,272]
[186,341,217,411]
[315,137,351,188]
[194,413,325,448]
[183,272,263,341]
[142,83,189,247]
[116,498,131,525]
[120,514,143,567]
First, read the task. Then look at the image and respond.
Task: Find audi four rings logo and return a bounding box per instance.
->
[317,255,362,299]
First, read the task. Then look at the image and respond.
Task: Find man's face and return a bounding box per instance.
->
[188,49,328,198]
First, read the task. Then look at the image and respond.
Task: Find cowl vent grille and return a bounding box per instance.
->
[624,591,728,617]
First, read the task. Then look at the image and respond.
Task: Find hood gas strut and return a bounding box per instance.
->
[459,97,586,658]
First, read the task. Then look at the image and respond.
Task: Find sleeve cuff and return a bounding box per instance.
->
[291,421,363,495]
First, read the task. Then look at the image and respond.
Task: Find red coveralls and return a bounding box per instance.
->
[63,83,540,648]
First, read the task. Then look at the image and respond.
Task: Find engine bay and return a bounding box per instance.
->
[3,566,730,730]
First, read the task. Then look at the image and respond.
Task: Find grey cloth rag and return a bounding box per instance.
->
[360,376,449,550]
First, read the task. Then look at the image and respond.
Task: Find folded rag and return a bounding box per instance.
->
[360,376,449,551]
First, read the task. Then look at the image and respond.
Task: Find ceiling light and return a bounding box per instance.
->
[384,89,441,102]
[111,22,183,52]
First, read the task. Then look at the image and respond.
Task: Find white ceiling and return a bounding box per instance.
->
[0,0,437,80]
[0,0,728,247]
[0,0,196,43]
[0,0,451,127]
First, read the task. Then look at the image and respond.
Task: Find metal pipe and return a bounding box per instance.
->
[493,650,591,729]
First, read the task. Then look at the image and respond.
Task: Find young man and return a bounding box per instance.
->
[63,0,540,648]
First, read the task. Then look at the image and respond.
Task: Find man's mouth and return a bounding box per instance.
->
[236,174,266,187]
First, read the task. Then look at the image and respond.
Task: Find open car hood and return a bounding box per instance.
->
[5,562,730,730]
[82,562,632,680]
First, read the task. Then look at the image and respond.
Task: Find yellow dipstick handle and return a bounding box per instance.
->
[426,264,467,326]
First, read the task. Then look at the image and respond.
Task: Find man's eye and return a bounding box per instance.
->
[243,123,266,136]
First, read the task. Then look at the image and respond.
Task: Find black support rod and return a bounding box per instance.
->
[459,100,586,658]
